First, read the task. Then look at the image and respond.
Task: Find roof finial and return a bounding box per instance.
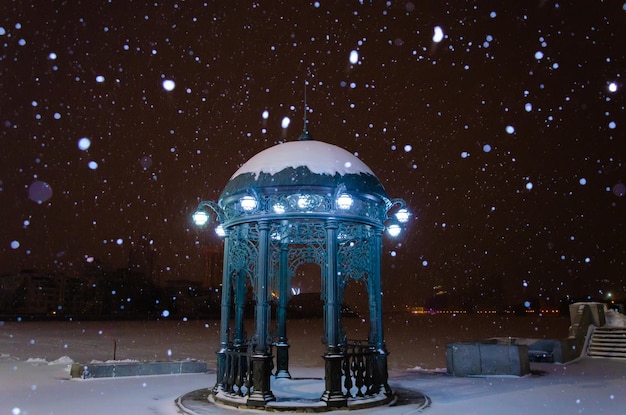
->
[299,79,313,141]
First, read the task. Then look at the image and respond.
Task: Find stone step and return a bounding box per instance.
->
[588,327,626,359]
[592,336,626,341]
[590,329,626,338]
[588,350,626,358]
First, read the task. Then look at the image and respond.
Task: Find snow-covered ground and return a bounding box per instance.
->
[2,315,625,415]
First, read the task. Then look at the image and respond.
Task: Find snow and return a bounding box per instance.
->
[2,356,208,415]
[605,309,626,328]
[230,140,375,180]
[1,317,626,414]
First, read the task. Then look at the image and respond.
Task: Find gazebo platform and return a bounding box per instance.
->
[176,374,430,413]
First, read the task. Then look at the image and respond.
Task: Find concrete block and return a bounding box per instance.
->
[569,302,606,336]
[447,342,530,377]
[70,360,208,379]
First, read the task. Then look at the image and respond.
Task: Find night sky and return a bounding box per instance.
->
[1,1,624,307]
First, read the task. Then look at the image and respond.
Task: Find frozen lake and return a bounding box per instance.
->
[0,313,570,370]
[4,312,626,415]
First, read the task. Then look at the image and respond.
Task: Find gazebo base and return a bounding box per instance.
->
[176,377,406,413]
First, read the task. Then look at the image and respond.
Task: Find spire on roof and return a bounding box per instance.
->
[299,80,313,141]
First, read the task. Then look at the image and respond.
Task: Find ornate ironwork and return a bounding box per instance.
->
[287,245,325,277]
[217,343,275,399]
[337,223,374,286]
[340,341,387,398]
[220,190,389,226]
[219,344,253,397]
[227,223,259,290]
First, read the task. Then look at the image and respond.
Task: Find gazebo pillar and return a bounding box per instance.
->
[368,228,384,349]
[368,228,391,395]
[275,242,291,378]
[321,219,347,407]
[233,270,247,345]
[248,219,275,407]
[214,231,231,393]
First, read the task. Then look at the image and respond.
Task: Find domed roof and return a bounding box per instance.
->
[220,140,388,201]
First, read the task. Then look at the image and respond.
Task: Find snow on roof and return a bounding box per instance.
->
[230,140,376,180]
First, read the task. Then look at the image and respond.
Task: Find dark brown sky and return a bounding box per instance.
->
[1,1,624,305]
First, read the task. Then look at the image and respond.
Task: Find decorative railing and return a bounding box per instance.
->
[217,340,388,402]
[341,341,383,397]
[219,344,252,397]
[218,343,275,398]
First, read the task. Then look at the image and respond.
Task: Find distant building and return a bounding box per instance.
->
[0,262,159,319]
[0,269,101,317]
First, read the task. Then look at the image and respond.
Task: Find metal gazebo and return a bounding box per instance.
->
[193,129,409,409]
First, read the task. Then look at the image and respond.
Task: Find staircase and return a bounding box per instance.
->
[587,327,626,359]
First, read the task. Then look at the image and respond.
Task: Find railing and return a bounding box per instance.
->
[217,343,274,398]
[219,344,253,397]
[341,341,383,397]
[217,340,387,401]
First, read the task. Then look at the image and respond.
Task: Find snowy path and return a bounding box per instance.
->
[2,356,210,415]
[3,357,626,415]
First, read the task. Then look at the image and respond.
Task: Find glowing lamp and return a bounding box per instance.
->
[336,193,354,210]
[215,224,225,237]
[395,208,410,223]
[192,210,209,226]
[297,194,311,209]
[387,224,401,237]
[240,195,258,211]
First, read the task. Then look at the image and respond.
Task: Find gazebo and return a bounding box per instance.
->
[192,126,409,409]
